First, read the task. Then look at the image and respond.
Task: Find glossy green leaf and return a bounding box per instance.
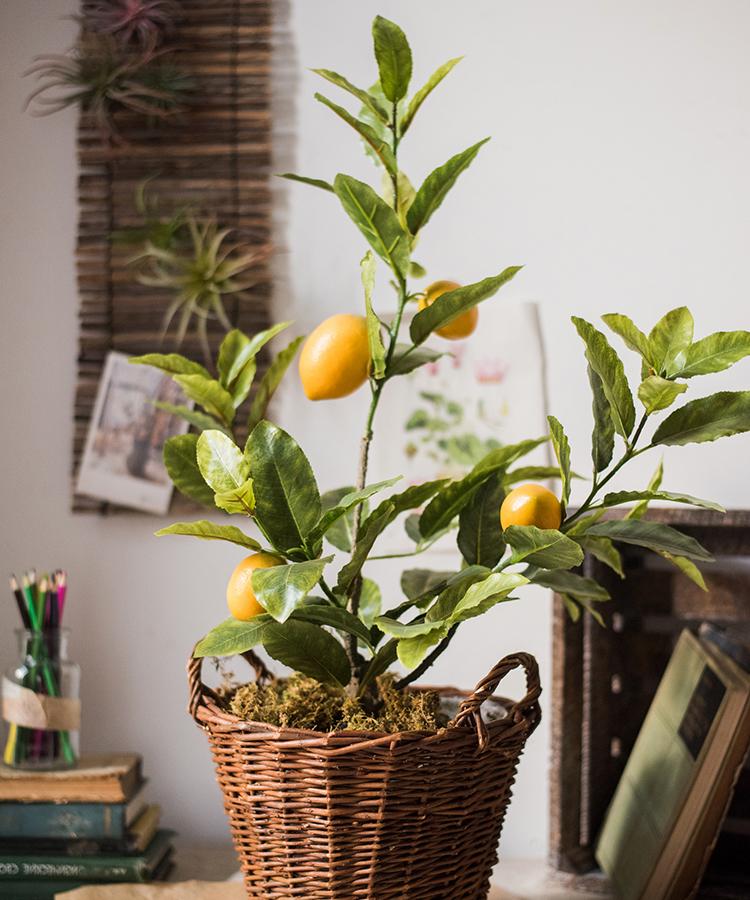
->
[246,421,321,554]
[410,267,522,346]
[600,489,724,513]
[262,620,350,686]
[333,174,410,277]
[601,313,653,363]
[163,434,215,508]
[386,344,445,376]
[586,520,713,561]
[652,391,750,446]
[660,553,707,591]
[578,536,624,578]
[152,401,230,436]
[409,261,427,278]
[572,317,635,440]
[214,478,256,515]
[336,501,397,592]
[359,639,397,692]
[247,336,305,431]
[530,569,610,601]
[676,331,750,377]
[424,566,492,622]
[359,578,382,626]
[397,628,448,670]
[548,415,571,509]
[225,322,292,387]
[374,617,445,640]
[193,615,272,657]
[649,307,694,377]
[361,251,386,379]
[196,430,249,493]
[174,374,235,426]
[155,520,261,550]
[626,458,663,520]
[445,572,527,624]
[400,56,463,135]
[457,473,505,567]
[503,466,580,488]
[638,375,687,413]
[315,93,397,175]
[312,68,389,121]
[309,477,400,549]
[401,568,454,601]
[253,558,332,623]
[504,525,584,569]
[563,596,581,622]
[129,352,210,379]
[587,364,615,473]
[406,138,490,234]
[278,173,334,193]
[368,478,448,523]
[291,605,374,649]
[372,15,412,102]
[217,330,249,387]
[318,486,360,552]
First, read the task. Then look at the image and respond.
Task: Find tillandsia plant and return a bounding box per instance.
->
[84,0,181,48]
[135,17,750,711]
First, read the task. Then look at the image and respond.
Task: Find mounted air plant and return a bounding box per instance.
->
[130,215,269,365]
[24,30,190,142]
[84,0,181,47]
[112,176,188,250]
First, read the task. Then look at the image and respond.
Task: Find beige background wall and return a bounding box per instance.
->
[2,0,750,865]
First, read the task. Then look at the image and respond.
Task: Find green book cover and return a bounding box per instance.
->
[596,631,727,900]
[0,790,144,841]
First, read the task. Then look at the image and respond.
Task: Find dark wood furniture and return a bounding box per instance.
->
[550,509,750,897]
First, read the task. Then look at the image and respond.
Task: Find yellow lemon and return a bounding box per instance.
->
[500,484,562,531]
[299,314,371,400]
[417,280,478,340]
[226,553,283,621]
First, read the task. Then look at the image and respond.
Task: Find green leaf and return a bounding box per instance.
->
[359,578,382,626]
[649,307,694,377]
[410,267,522,346]
[129,352,210,379]
[225,322,292,387]
[419,437,547,537]
[309,477,401,549]
[548,415,571,509]
[333,174,410,278]
[409,261,427,278]
[318,487,360,552]
[587,365,615,473]
[361,251,386,379]
[445,572,527,624]
[503,466,580,488]
[400,56,463,135]
[504,526,584,569]
[401,569,454,601]
[676,331,750,378]
[253,558,332,623]
[660,553,707,591]
[247,336,305,432]
[155,520,261,550]
[586,520,713,561]
[359,639,397,692]
[217,330,249,388]
[372,15,412,102]
[151,401,230,436]
[311,68,389,121]
[262,620,350,686]
[163,433,215,508]
[386,344,445,377]
[563,596,581,623]
[368,478,449,522]
[336,501,397,592]
[196,430,249,493]
[374,617,445,640]
[572,317,635,440]
[174,374,235,426]
[291,605,374,649]
[530,569,610,601]
[214,479,256,515]
[278,173,334,193]
[601,313,653,364]
[638,375,687,413]
[246,421,321,554]
[396,629,448,670]
[406,138,490,234]
[652,391,750,446]
[626,458,663,520]
[424,566,492,622]
[600,489,724,513]
[315,93,397,176]
[578,536,624,577]
[193,615,272,658]
[457,473,505,567]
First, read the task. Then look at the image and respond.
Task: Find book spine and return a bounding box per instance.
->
[0,857,148,882]
[0,803,126,840]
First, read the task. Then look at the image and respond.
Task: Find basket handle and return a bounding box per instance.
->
[187,648,271,723]
[447,652,541,751]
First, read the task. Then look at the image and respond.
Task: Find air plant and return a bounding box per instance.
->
[131,216,269,365]
[112,177,189,250]
[84,0,181,47]
[24,30,190,141]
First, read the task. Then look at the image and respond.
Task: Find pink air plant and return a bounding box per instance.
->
[86,0,180,47]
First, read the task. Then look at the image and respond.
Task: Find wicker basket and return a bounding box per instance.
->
[188,649,542,900]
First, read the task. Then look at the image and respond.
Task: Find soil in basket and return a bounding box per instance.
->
[228,674,447,732]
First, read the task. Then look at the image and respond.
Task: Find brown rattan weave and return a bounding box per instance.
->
[188,650,541,899]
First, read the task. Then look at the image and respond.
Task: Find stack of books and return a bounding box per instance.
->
[596,624,750,900]
[0,753,174,899]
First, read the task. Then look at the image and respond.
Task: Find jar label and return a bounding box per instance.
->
[1,678,81,731]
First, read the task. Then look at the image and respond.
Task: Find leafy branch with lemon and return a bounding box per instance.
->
[133,16,750,708]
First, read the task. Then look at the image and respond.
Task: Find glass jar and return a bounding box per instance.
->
[2,628,80,769]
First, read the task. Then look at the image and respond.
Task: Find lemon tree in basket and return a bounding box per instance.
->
[133,16,750,708]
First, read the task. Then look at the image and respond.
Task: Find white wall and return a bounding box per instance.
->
[2,0,750,864]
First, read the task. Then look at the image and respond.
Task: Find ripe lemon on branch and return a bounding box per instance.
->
[418,280,478,340]
[227,553,283,620]
[500,483,562,531]
[299,313,371,400]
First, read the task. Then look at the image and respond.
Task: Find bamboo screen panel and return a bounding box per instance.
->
[73,0,276,512]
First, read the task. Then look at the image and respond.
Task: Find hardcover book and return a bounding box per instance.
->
[0,754,142,803]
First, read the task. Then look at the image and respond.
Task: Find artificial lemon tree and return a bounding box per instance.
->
[134,16,750,705]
